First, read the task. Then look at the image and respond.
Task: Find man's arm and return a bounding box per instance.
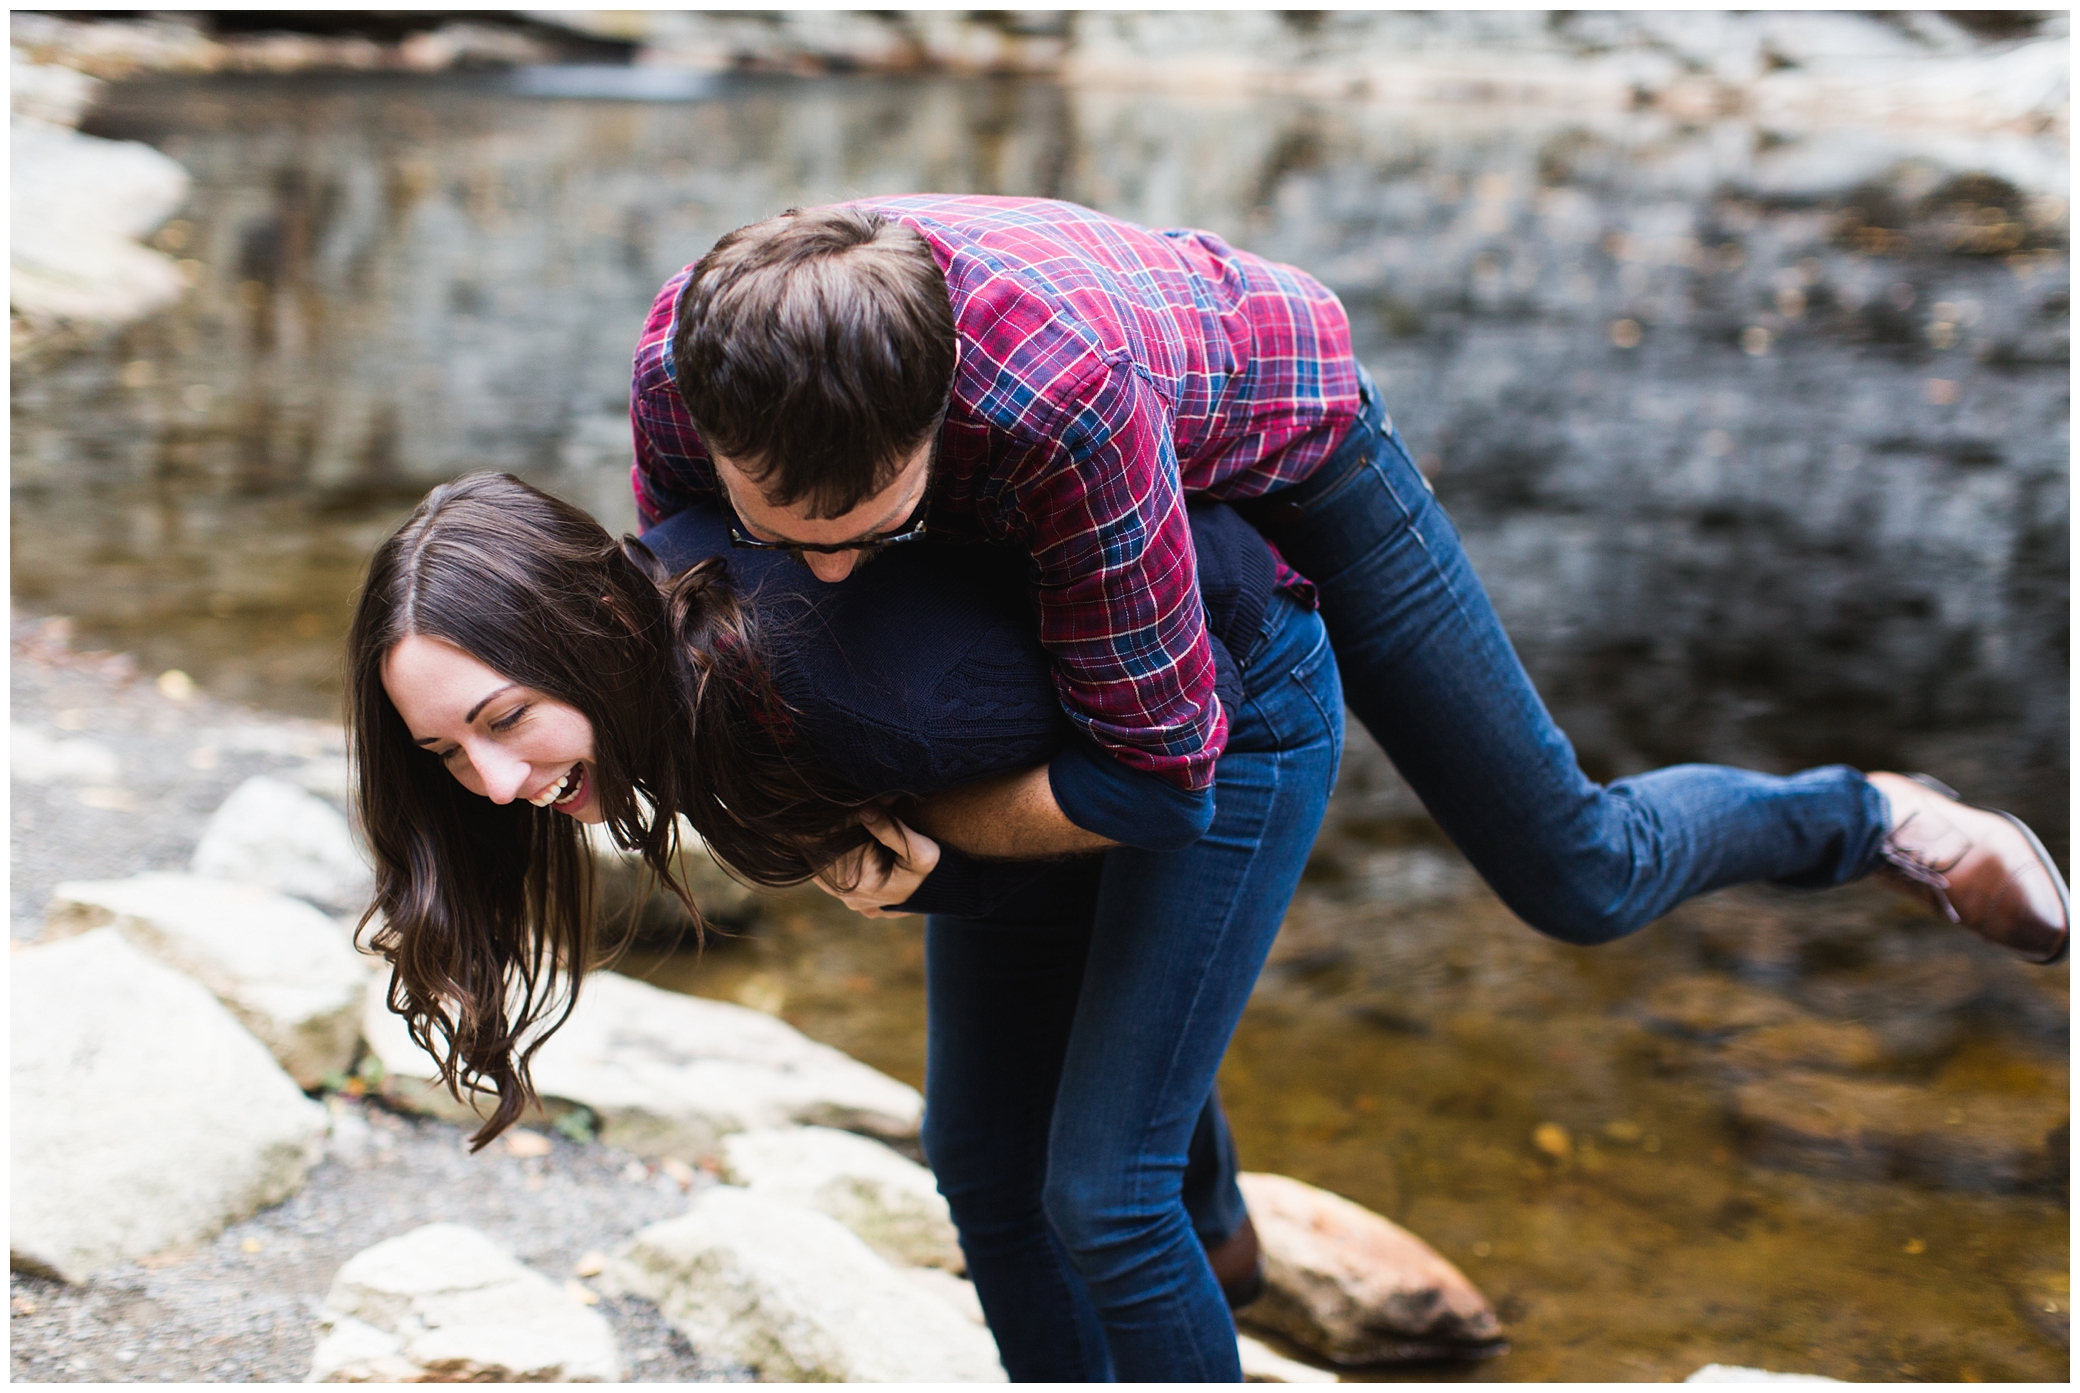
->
[903,765,1115,859]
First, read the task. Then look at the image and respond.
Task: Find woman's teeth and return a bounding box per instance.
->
[529,765,579,808]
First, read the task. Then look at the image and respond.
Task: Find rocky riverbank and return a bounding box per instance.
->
[12,611,1523,1383]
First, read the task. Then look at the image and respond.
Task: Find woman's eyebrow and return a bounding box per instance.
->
[412,684,519,745]
[465,684,519,723]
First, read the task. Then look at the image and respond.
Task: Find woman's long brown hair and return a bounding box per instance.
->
[346,473,880,1147]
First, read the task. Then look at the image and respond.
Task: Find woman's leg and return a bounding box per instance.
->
[1242,374,1890,946]
[923,909,1115,1381]
[1039,598,1345,1380]
[925,918,1277,1380]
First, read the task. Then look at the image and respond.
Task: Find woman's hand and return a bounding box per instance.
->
[811,807,940,918]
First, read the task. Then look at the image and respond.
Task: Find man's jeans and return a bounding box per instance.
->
[924,594,1343,1382]
[1239,368,1889,944]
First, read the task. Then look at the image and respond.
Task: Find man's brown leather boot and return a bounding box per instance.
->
[1867,772,2069,965]
[1204,1214,1264,1310]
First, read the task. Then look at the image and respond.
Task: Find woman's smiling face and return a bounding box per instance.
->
[381,634,605,822]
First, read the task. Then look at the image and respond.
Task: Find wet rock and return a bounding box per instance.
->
[2011,1260,2070,1345]
[363,968,923,1154]
[190,775,372,915]
[1237,1332,1339,1383]
[1796,955,1990,1022]
[719,1125,962,1270]
[1685,1366,1842,1383]
[1640,975,1806,1038]
[1716,1020,1888,1077]
[1731,1070,2066,1191]
[608,1186,1005,1382]
[309,1223,620,1382]
[45,872,368,1087]
[1237,1171,1506,1365]
[9,722,118,783]
[10,929,326,1282]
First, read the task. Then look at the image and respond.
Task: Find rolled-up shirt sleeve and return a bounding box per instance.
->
[1004,359,1228,793]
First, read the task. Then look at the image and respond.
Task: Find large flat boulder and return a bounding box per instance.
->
[11,929,327,1282]
[609,1186,1004,1382]
[363,969,922,1155]
[720,1125,962,1270]
[310,1223,620,1382]
[1238,1171,1505,1366]
[1731,1070,2066,1191]
[46,872,368,1087]
[190,774,373,914]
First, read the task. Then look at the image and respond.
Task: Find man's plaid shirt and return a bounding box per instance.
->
[630,195,1359,792]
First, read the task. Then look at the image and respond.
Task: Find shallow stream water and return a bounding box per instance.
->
[11,68,2068,1380]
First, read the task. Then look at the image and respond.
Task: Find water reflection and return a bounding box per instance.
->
[14,69,2066,852]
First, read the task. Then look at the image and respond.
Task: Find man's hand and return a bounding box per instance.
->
[811,807,940,918]
[904,765,1116,860]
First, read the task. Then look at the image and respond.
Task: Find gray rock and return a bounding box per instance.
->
[609,1187,1004,1382]
[899,1266,987,1325]
[1730,1070,2066,1192]
[9,722,119,783]
[363,969,923,1154]
[10,51,103,127]
[720,1125,962,1270]
[190,775,372,914]
[10,929,327,1282]
[310,1222,620,1382]
[1236,1333,1339,1383]
[11,114,189,330]
[46,872,369,1087]
[1238,1171,1505,1366]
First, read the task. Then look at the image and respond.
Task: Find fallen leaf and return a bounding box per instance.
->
[564,1279,600,1307]
[573,1251,606,1278]
[504,1129,552,1159]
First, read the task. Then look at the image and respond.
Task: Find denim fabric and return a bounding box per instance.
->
[1238,368,1890,945]
[923,593,1343,1382]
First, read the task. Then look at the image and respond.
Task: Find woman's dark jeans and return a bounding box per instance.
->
[924,594,1343,1382]
[1238,367,1889,944]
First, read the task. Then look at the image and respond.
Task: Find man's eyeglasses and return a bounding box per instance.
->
[727,487,933,564]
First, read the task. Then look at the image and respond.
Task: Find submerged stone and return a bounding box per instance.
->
[1731,1069,2066,1191]
[1238,1171,1506,1365]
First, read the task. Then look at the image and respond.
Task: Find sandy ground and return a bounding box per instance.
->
[9,611,746,1383]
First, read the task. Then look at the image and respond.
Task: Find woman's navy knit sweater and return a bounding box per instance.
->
[640,498,1287,916]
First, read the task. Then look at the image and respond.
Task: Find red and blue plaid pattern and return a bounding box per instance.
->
[630,195,1359,791]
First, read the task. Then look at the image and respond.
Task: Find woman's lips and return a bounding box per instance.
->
[551,762,588,813]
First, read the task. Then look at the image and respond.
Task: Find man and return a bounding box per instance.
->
[630,195,2066,964]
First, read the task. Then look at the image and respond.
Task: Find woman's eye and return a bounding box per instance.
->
[489,704,530,733]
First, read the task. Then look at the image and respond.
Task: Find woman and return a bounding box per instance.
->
[350,472,1340,1380]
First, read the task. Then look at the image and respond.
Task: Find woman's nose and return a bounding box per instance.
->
[465,746,530,804]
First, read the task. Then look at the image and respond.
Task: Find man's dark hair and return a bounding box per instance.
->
[671,206,957,519]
